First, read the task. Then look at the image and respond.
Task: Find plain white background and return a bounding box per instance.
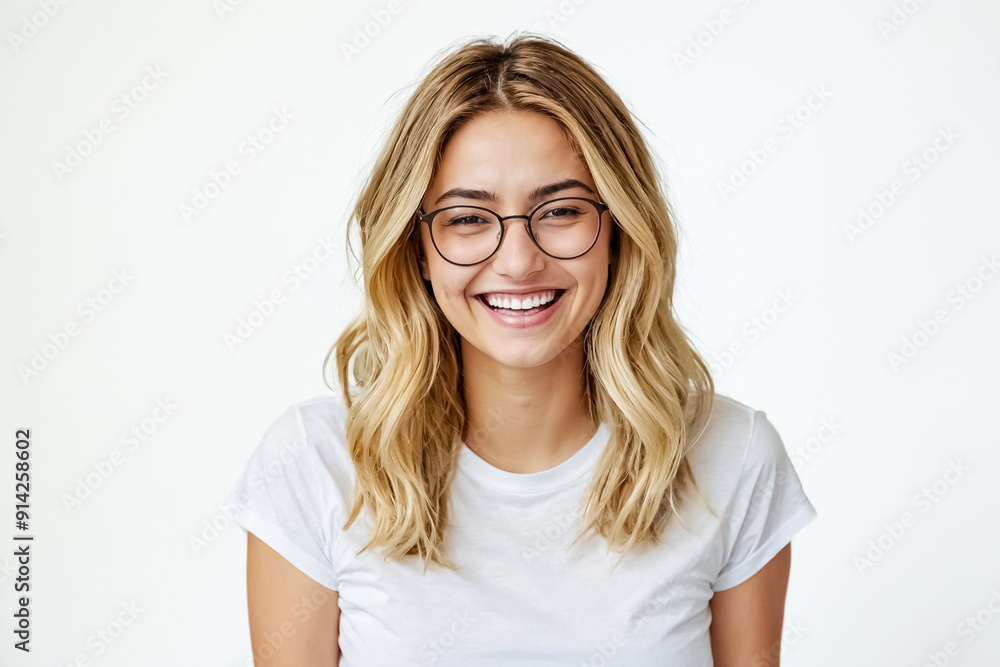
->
[1,0,998,665]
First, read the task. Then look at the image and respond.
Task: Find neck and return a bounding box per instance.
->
[460,336,598,474]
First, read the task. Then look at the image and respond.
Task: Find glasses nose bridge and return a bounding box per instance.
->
[494,212,541,256]
[496,212,534,241]
[498,212,531,224]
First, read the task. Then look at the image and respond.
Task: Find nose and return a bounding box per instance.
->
[490,216,545,277]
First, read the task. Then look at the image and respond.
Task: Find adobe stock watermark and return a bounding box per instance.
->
[877,0,932,40]
[228,587,336,667]
[223,231,341,351]
[706,288,798,377]
[580,628,628,666]
[729,453,796,533]
[463,406,508,453]
[178,107,294,224]
[854,458,970,575]
[716,85,833,201]
[417,607,480,665]
[191,432,311,555]
[672,0,755,72]
[213,0,248,21]
[789,417,843,471]
[0,554,18,586]
[61,398,178,514]
[887,254,998,371]
[843,126,959,242]
[521,508,575,564]
[52,65,168,181]
[918,587,1000,667]
[541,0,591,30]
[748,619,808,667]
[340,0,403,62]
[7,0,72,54]
[58,600,143,667]
[192,495,247,556]
[17,268,135,385]
[625,578,690,635]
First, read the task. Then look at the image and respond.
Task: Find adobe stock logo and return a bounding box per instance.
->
[7,0,72,54]
[789,417,843,470]
[853,459,969,575]
[886,254,998,371]
[843,126,959,242]
[672,0,756,72]
[61,398,178,514]
[52,66,168,181]
[877,0,932,40]
[919,588,1000,667]
[18,269,135,385]
[178,108,294,224]
[223,232,341,351]
[340,0,403,62]
[213,0,247,20]
[716,86,833,201]
[417,607,480,665]
[706,288,798,378]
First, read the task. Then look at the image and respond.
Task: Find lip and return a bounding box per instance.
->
[476,287,563,297]
[475,289,566,329]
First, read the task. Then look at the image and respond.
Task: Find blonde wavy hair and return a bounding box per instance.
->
[323,32,717,574]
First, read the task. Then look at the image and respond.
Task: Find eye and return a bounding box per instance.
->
[541,206,582,218]
[439,208,495,226]
[447,214,491,226]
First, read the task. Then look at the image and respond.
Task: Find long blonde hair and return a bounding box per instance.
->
[323,32,717,573]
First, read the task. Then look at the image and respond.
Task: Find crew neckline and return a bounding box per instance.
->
[458,422,611,494]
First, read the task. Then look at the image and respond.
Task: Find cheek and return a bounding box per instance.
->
[427,267,477,304]
[436,279,464,299]
[575,260,611,311]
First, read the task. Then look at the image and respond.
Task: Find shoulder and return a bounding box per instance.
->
[686,393,761,463]
[290,392,349,441]
[246,392,354,491]
[224,394,354,591]
[691,395,817,591]
[284,391,353,468]
[251,392,348,452]
[684,393,790,500]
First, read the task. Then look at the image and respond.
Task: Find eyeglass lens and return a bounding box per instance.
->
[429,198,600,264]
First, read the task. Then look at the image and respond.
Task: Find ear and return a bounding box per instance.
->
[416,240,431,281]
[410,213,432,281]
[416,242,436,301]
[609,216,619,265]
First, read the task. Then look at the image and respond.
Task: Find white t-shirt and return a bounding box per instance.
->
[223,392,817,666]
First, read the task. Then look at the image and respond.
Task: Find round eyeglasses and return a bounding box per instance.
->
[416,197,610,266]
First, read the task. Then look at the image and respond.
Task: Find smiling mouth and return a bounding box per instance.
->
[476,289,566,313]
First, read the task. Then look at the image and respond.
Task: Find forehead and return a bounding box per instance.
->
[430,111,592,198]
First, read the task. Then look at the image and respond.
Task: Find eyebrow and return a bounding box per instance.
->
[434,179,596,206]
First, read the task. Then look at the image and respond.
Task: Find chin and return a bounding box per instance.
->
[487,342,568,369]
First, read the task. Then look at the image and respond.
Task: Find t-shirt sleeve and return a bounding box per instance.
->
[712,409,817,591]
[220,403,340,591]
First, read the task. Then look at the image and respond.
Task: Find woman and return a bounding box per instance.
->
[225,32,817,666]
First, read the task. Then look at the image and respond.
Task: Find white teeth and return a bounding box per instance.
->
[484,290,556,310]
